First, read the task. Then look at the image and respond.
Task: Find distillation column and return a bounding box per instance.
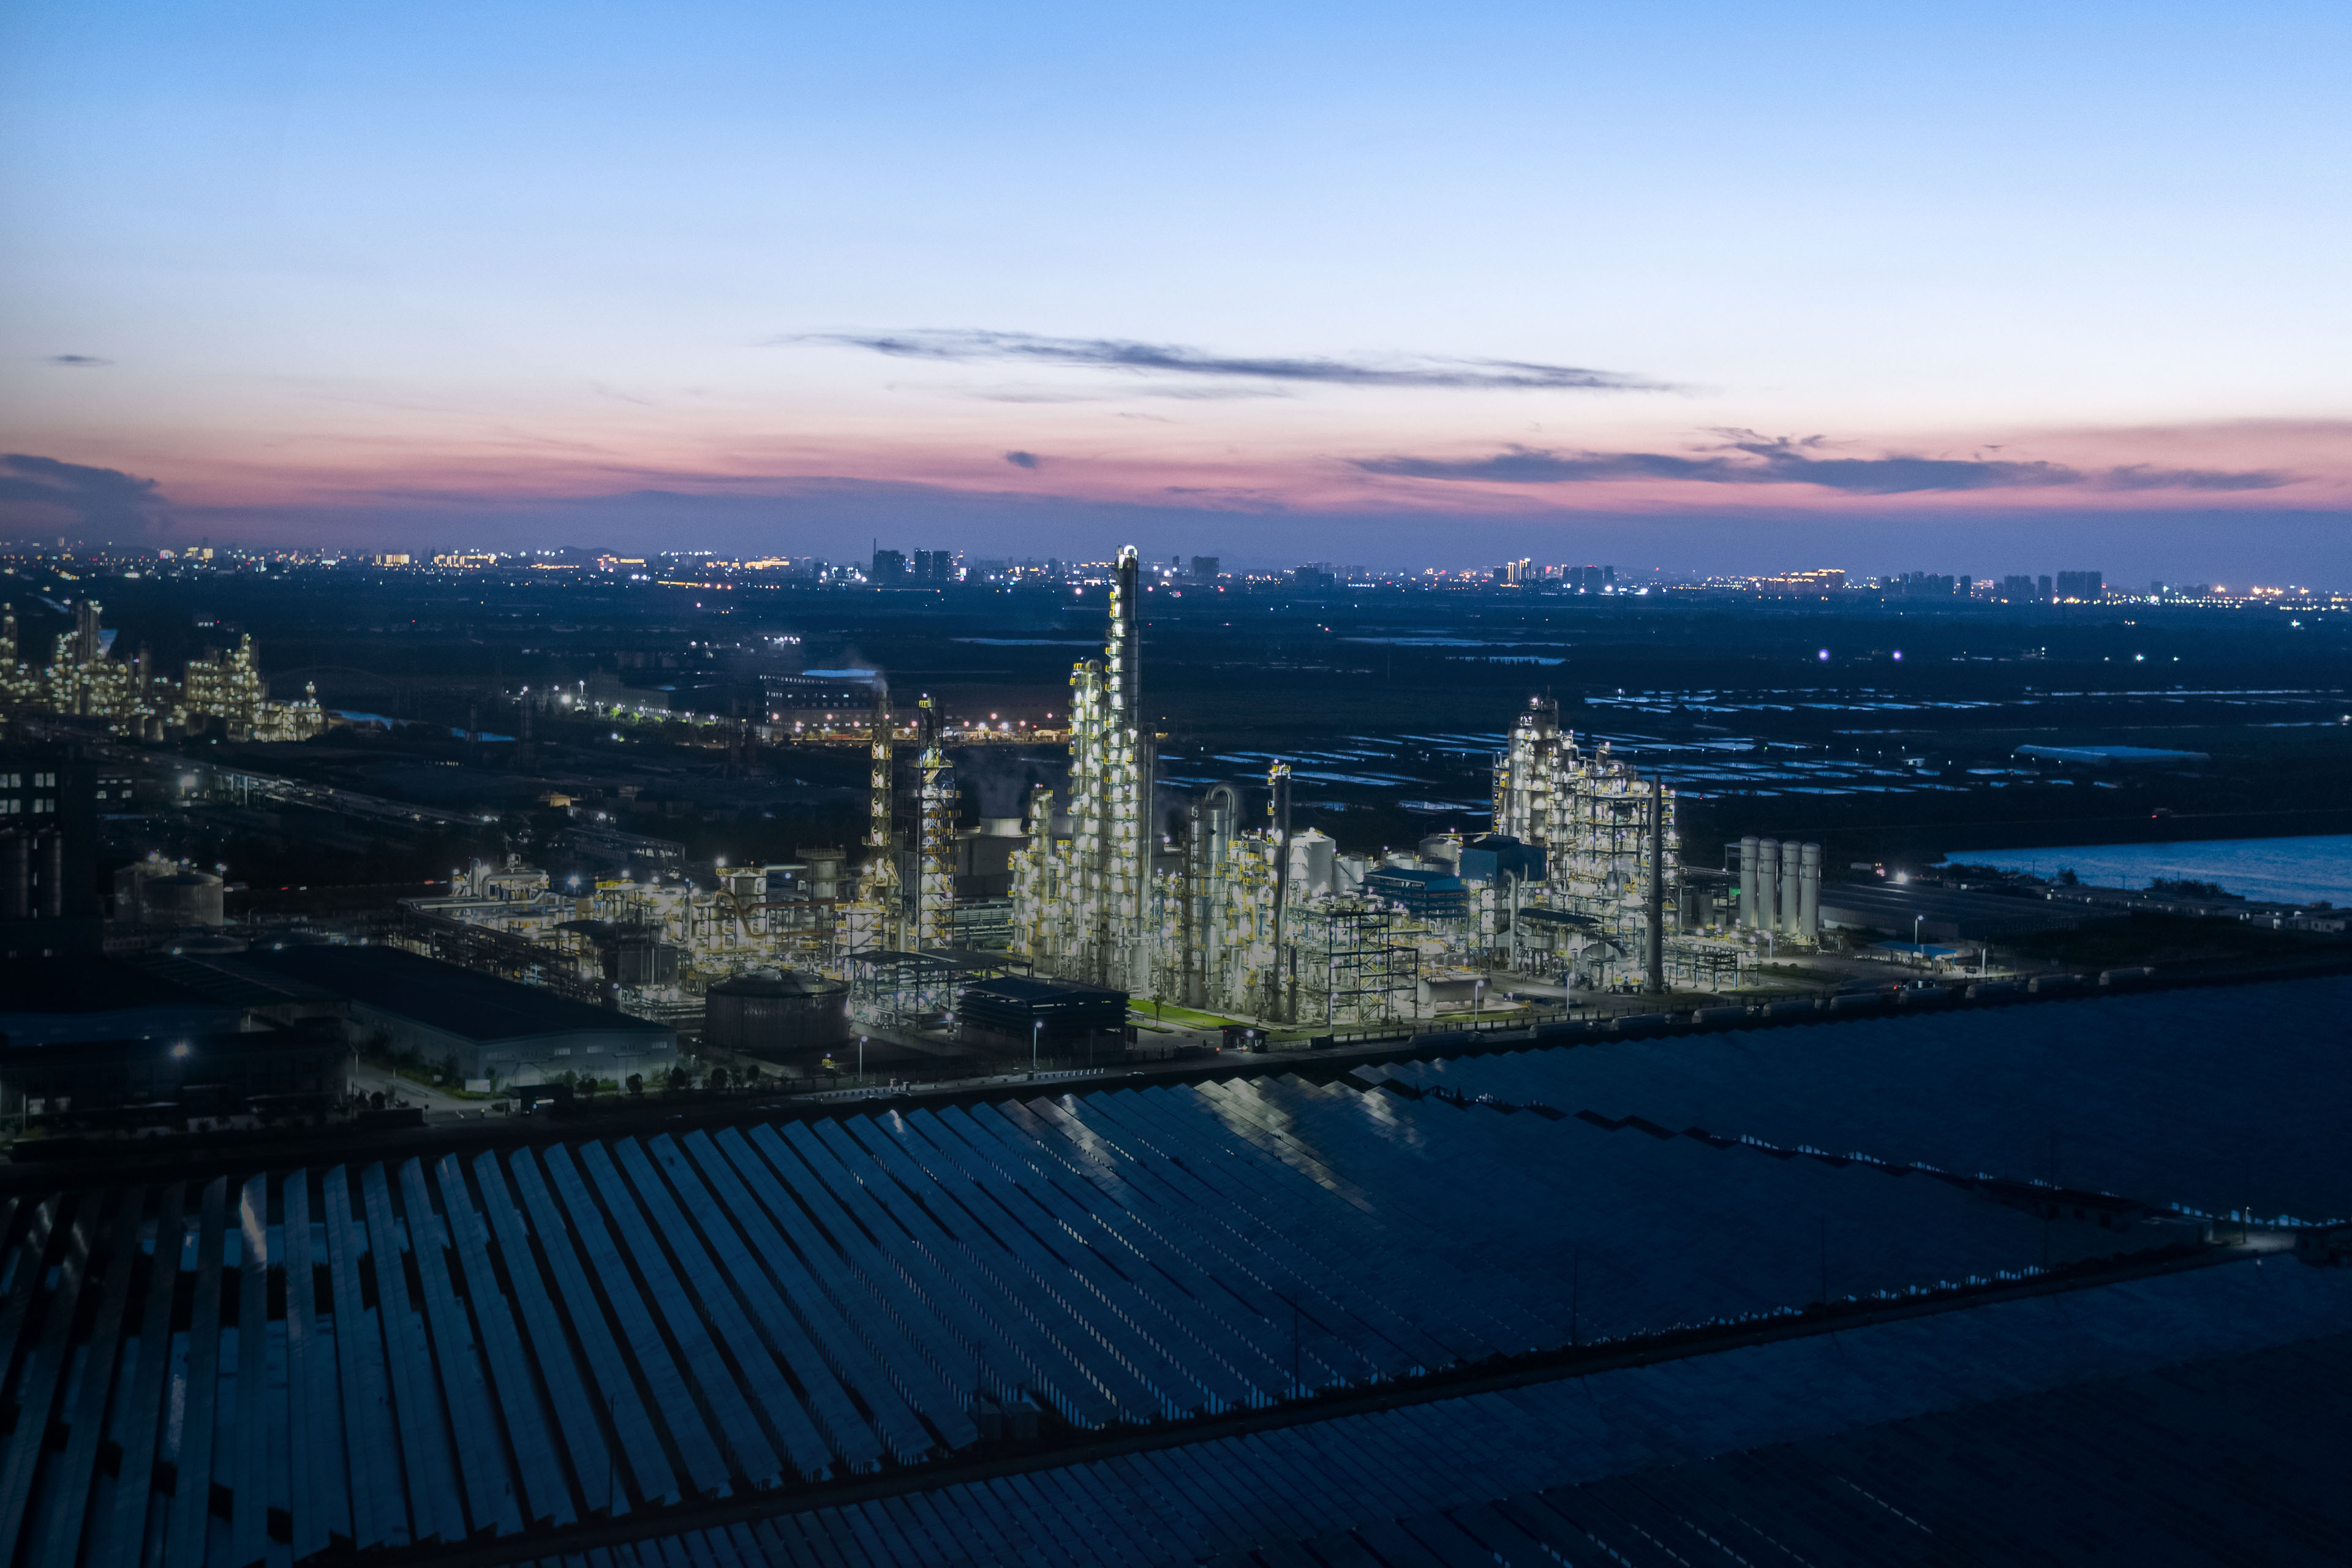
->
[1645,774,1665,994]
[1755,839,1780,933]
[1265,763,1293,1021]
[854,677,899,952]
[1104,545,1151,987]
[914,696,957,948]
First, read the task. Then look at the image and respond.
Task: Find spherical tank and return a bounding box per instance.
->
[704,971,850,1060]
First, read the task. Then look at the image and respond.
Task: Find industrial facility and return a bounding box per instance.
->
[1005,546,1768,1023]
[0,600,325,742]
[387,542,1831,1047]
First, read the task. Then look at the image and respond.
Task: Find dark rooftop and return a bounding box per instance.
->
[227,944,668,1043]
[0,957,222,1017]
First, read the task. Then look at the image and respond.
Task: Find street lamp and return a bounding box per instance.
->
[1032,1018,1043,1074]
[857,1033,866,1083]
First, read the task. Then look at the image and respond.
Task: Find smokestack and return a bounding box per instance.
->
[1739,835,1760,929]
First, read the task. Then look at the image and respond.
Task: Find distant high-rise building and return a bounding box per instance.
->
[1558,564,1613,593]
[1755,568,1845,595]
[1999,575,2037,600]
[1894,572,1956,598]
[871,548,907,581]
[911,549,956,582]
[2054,570,2103,601]
[2037,574,2054,598]
[1189,556,1219,584]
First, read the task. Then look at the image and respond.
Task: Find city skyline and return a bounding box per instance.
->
[4,2,2348,578]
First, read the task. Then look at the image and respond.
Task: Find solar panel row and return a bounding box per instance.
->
[0,1065,2242,1566]
[1371,976,2352,1225]
[484,1261,2352,1568]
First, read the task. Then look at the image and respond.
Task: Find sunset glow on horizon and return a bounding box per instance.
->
[4,1,2346,576]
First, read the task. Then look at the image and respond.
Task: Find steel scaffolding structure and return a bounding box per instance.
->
[845,677,898,956]
[1017,546,1154,991]
[1493,695,1683,989]
[1291,897,1422,1028]
[914,696,957,949]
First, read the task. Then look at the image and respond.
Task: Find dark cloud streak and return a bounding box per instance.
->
[1003,450,1042,469]
[1357,434,2289,494]
[0,454,170,535]
[791,328,1667,392]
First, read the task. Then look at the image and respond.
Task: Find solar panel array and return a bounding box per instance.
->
[0,1069,2190,1565]
[483,1259,2352,1568]
[1367,975,2352,1224]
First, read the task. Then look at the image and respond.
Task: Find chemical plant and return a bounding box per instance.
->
[388,544,1839,1063]
[0,598,325,742]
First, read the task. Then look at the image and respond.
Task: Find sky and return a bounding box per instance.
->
[2,1,2348,577]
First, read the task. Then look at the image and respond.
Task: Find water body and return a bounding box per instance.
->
[1962,835,2352,905]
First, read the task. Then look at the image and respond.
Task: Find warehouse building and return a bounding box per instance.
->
[227,943,676,1083]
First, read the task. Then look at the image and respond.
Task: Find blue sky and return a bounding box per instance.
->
[2,1,2347,575]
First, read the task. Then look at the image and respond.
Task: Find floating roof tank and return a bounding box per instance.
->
[140,869,226,929]
[704,971,851,1060]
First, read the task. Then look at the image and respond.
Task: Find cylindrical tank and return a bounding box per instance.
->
[1738,835,1760,929]
[1798,842,1822,938]
[1418,834,1462,871]
[704,971,850,1060]
[41,831,63,918]
[1289,829,1337,898]
[802,847,846,903]
[1755,838,1781,932]
[2,834,28,919]
[142,870,226,928]
[1779,843,1803,931]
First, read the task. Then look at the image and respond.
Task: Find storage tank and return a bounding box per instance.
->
[1417,833,1462,871]
[142,870,226,928]
[1798,842,1822,938]
[1288,829,1337,898]
[704,971,850,1060]
[802,846,846,903]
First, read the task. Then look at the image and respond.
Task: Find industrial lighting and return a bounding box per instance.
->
[170,1042,191,1058]
[1817,649,1830,661]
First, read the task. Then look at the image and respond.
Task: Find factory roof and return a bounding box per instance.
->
[1365,865,1464,889]
[0,956,217,1017]
[1816,878,2081,939]
[228,943,669,1044]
